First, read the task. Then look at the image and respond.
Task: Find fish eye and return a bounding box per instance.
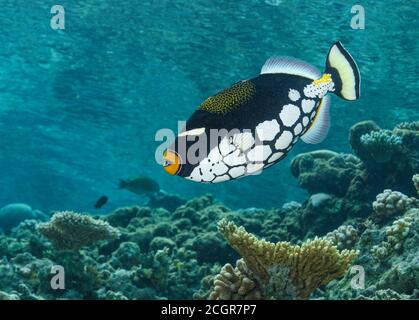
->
[162,150,181,175]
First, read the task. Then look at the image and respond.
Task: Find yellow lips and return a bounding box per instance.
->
[163,150,181,175]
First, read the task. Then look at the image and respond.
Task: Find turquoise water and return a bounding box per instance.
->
[0,0,417,213]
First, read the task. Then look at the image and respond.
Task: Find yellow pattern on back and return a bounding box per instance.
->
[199,81,255,114]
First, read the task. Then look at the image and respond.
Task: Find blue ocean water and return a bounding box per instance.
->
[0,0,417,214]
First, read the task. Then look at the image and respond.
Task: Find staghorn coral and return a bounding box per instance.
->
[372,189,418,220]
[359,130,402,163]
[209,259,262,300]
[38,211,120,250]
[218,219,357,299]
[325,225,359,250]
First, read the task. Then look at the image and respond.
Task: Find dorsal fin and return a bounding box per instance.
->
[261,56,322,80]
[301,95,331,144]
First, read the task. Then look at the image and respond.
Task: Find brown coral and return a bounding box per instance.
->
[325,225,359,250]
[209,259,262,300]
[372,189,418,220]
[38,211,120,250]
[218,219,357,299]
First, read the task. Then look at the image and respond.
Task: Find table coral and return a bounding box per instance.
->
[217,219,357,299]
[38,211,120,250]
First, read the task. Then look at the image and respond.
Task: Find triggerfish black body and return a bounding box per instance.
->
[163,42,360,183]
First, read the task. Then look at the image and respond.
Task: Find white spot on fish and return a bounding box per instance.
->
[247,145,272,162]
[212,175,230,183]
[288,89,300,102]
[256,119,280,142]
[212,161,228,176]
[279,104,300,127]
[268,151,284,163]
[246,163,264,175]
[302,99,316,113]
[218,137,236,156]
[232,132,255,152]
[303,116,309,126]
[223,149,247,167]
[294,123,303,135]
[229,166,246,178]
[275,131,293,150]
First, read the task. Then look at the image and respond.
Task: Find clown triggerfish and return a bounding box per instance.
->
[163,42,360,183]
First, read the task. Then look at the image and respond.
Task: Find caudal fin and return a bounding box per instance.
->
[326,42,360,100]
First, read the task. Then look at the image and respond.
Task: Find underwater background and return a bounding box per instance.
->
[0,0,418,300]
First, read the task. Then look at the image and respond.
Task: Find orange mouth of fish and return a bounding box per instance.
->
[163,149,181,175]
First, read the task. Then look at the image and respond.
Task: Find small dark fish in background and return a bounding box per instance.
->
[119,176,160,196]
[94,196,108,209]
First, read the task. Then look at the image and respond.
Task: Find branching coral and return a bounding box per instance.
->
[38,211,120,250]
[325,225,359,250]
[384,210,415,250]
[217,219,357,299]
[209,259,262,300]
[372,189,418,220]
[371,208,417,259]
[359,130,403,163]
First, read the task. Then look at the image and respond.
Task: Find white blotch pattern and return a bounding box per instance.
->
[279,104,300,127]
[288,89,301,102]
[219,137,236,156]
[246,163,264,175]
[256,119,280,142]
[303,116,309,126]
[268,152,284,163]
[212,161,228,176]
[294,123,303,135]
[247,145,272,162]
[223,149,247,167]
[232,132,255,152]
[304,82,335,99]
[302,99,316,113]
[275,131,293,150]
[212,175,230,183]
[229,166,246,178]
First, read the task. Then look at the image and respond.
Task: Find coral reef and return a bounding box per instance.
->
[38,211,120,250]
[0,120,417,300]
